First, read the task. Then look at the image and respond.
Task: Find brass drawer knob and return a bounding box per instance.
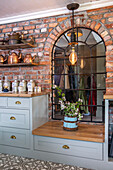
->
[15,101,21,104]
[10,135,16,139]
[10,116,16,120]
[62,145,70,149]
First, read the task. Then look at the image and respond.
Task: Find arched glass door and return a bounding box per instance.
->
[51,27,106,123]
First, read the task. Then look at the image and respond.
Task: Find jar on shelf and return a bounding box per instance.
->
[37,86,41,93]
[19,79,26,92]
[3,76,10,91]
[18,85,23,93]
[12,79,18,92]
[27,80,35,92]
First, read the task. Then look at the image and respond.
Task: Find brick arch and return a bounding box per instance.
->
[45,17,112,56]
[44,17,113,94]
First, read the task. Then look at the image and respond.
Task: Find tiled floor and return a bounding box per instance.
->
[0,153,93,170]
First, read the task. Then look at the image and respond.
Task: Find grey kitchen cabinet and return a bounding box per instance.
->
[0,94,48,154]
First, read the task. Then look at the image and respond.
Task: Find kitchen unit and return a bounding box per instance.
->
[1,92,113,170]
[32,121,105,170]
[0,92,48,157]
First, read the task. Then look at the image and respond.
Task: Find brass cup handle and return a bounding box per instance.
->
[15,101,21,105]
[62,145,70,149]
[10,116,16,120]
[10,135,16,139]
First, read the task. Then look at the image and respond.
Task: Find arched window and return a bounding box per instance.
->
[51,27,106,123]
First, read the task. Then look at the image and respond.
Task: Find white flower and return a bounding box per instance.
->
[78,114,83,120]
[76,108,79,112]
[62,97,66,101]
[78,98,83,102]
[61,104,65,110]
[53,85,57,89]
[59,100,62,104]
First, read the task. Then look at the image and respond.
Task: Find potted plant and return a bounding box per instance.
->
[55,86,83,131]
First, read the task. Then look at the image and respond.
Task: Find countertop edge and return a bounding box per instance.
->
[0,91,50,97]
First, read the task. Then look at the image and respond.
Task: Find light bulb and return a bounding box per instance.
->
[80,59,84,69]
[80,58,86,69]
[69,47,77,65]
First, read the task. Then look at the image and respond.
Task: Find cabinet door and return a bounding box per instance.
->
[0,127,30,148]
[7,97,30,109]
[0,109,29,129]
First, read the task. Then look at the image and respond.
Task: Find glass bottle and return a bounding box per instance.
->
[12,79,18,92]
[27,80,35,92]
[3,76,10,91]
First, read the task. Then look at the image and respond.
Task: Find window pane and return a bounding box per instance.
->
[96,74,106,89]
[91,43,105,57]
[82,106,104,122]
[96,57,106,73]
[52,27,106,123]
[56,35,68,47]
[86,30,102,46]
[53,104,63,119]
[78,28,91,42]
[92,106,104,122]
[97,90,105,105]
[77,42,91,57]
[79,58,91,74]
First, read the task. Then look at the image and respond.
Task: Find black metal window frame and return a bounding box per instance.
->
[51,27,106,123]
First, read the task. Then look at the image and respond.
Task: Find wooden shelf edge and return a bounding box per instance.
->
[0,43,37,50]
[0,63,46,67]
[0,91,50,97]
[104,94,113,99]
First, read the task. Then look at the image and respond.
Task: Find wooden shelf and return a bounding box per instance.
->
[0,62,45,67]
[0,41,40,67]
[0,43,37,50]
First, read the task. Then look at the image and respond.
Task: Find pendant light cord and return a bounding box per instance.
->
[72,9,74,31]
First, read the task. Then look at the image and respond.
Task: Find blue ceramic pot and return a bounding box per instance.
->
[63,115,78,131]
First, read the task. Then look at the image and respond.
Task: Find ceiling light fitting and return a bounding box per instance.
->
[67,3,82,65]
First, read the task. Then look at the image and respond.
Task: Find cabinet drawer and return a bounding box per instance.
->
[0,109,29,129]
[7,97,30,109]
[34,136,103,160]
[0,97,7,107]
[0,127,30,148]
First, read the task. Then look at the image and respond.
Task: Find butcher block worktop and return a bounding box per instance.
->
[32,121,105,143]
[0,91,49,97]
[104,94,113,99]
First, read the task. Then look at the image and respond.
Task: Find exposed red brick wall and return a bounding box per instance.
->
[0,5,113,118]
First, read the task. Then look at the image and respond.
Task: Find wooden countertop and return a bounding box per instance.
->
[32,121,105,143]
[0,91,49,97]
[104,94,113,99]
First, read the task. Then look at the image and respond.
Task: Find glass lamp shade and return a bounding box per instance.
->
[69,47,77,65]
[67,29,83,38]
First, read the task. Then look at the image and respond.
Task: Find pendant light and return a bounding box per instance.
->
[67,3,82,65]
[69,46,77,65]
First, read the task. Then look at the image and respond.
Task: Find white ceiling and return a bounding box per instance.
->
[0,0,112,24]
